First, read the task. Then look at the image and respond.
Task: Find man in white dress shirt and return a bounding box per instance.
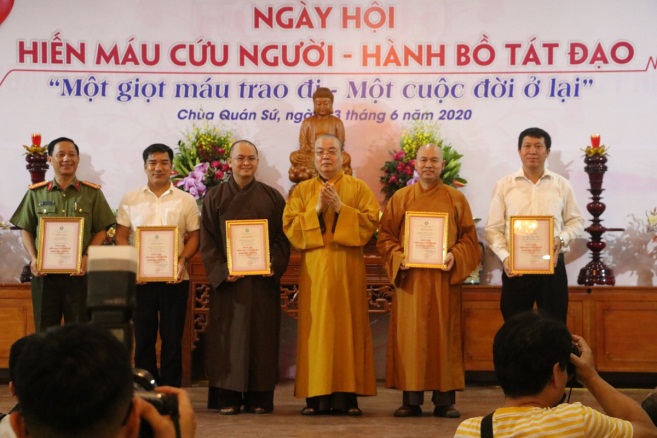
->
[485,127,584,322]
[115,143,200,386]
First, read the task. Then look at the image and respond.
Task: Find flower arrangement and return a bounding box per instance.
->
[380,121,467,200]
[23,133,47,155]
[171,122,235,202]
[583,133,609,157]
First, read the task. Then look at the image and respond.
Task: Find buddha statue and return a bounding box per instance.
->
[289,87,352,183]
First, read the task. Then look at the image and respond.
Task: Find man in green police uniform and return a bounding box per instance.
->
[10,137,116,332]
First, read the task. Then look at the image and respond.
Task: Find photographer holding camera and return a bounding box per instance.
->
[8,323,196,438]
[455,312,657,437]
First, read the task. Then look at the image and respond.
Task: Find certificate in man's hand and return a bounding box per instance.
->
[226,219,271,276]
[509,216,554,275]
[37,217,84,274]
[403,211,448,269]
[136,226,179,282]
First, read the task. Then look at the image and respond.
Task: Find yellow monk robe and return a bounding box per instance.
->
[283,171,379,398]
[377,182,480,392]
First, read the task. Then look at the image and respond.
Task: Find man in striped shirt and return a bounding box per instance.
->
[455,312,657,437]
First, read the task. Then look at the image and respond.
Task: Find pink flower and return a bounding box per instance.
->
[217,147,225,156]
[406,170,419,186]
[211,160,220,168]
[389,176,398,184]
[222,163,230,171]
[396,162,405,172]
[214,170,224,180]
[404,165,413,176]
[392,150,405,161]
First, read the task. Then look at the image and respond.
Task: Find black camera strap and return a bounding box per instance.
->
[480,411,494,438]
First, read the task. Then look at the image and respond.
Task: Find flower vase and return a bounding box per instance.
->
[25,153,49,184]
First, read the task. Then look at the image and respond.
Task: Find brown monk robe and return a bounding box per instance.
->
[201,141,290,415]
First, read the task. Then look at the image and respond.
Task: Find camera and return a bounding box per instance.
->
[133,368,179,438]
[566,343,582,378]
[133,368,179,416]
[87,248,179,437]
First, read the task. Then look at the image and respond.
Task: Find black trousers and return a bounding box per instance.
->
[208,387,274,410]
[31,274,88,332]
[500,254,568,322]
[306,393,359,411]
[133,281,189,387]
[403,390,455,407]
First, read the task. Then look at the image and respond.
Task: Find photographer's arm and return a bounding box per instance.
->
[136,387,196,438]
[572,335,657,437]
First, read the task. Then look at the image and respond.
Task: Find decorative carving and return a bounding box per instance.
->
[190,282,211,349]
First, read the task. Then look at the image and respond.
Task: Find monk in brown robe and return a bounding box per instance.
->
[289,87,351,183]
[201,140,290,415]
[377,143,480,418]
[283,134,378,416]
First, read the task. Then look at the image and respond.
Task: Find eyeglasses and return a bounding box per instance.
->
[232,156,258,163]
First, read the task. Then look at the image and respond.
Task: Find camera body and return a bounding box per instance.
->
[133,368,179,416]
[134,369,179,438]
[566,343,582,378]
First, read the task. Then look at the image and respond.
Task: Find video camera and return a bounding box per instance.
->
[87,247,179,437]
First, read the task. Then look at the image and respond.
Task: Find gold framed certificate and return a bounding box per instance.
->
[403,211,448,269]
[226,219,271,276]
[510,216,554,275]
[135,226,179,282]
[37,217,84,274]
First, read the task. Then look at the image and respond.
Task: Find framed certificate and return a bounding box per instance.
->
[510,216,554,274]
[37,217,84,274]
[403,211,448,269]
[136,226,179,282]
[226,219,271,276]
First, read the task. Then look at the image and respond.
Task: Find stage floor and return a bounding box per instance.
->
[1,381,652,437]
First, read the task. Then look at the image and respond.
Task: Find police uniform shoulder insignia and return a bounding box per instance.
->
[80,180,102,189]
[29,181,49,190]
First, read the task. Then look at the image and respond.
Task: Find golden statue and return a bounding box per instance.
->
[289,87,352,183]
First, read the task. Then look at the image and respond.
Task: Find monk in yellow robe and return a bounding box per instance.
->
[377,143,480,418]
[283,134,379,416]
